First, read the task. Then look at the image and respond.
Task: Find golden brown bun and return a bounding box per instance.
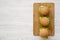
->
[39,6,50,15]
[39,17,49,26]
[39,28,49,38]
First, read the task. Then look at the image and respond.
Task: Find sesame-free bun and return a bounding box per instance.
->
[39,28,49,38]
[39,17,49,26]
[39,6,50,15]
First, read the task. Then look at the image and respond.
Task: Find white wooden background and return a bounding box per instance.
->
[0,0,60,40]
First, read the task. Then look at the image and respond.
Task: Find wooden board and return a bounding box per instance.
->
[33,3,54,36]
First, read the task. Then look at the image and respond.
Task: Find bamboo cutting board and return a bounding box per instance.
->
[33,3,54,36]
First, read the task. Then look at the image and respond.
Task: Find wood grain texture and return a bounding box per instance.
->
[33,3,54,36]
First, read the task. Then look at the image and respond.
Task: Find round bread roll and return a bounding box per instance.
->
[39,6,50,15]
[39,17,49,26]
[39,28,49,38]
